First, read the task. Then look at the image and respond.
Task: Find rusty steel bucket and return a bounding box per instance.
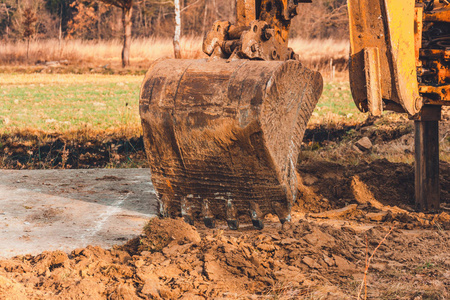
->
[140,58,322,229]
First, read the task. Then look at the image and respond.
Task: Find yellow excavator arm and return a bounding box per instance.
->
[349,0,450,117]
[349,0,448,211]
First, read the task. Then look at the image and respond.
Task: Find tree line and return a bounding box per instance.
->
[0,0,348,66]
[0,0,348,41]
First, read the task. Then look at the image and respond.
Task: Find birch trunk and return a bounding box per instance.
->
[173,0,181,59]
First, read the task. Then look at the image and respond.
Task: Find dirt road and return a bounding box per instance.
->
[0,169,156,257]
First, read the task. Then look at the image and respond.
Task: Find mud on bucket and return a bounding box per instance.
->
[139,58,323,229]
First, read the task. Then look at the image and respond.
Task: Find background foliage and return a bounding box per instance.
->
[0,0,348,41]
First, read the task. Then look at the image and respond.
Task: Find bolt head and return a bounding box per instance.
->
[415,97,422,111]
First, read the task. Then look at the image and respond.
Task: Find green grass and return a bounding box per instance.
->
[0,74,363,133]
[0,74,142,132]
[319,82,357,115]
[309,81,367,126]
[2,74,448,168]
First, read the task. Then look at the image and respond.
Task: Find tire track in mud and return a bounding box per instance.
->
[79,192,133,244]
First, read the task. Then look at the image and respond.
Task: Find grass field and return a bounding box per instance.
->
[0,73,363,134]
[0,74,142,133]
[2,73,447,169]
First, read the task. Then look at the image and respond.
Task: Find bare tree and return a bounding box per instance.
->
[0,0,351,44]
[98,0,133,67]
[0,3,11,41]
[22,7,37,61]
[291,0,348,39]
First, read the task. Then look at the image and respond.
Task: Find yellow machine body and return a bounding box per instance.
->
[349,0,450,118]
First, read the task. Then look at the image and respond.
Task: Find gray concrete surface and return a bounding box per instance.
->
[0,168,157,258]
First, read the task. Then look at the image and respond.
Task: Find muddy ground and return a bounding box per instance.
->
[0,131,147,169]
[1,216,449,299]
[0,113,449,299]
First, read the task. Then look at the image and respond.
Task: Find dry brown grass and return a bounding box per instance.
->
[0,37,349,71]
[290,38,349,71]
[0,37,205,67]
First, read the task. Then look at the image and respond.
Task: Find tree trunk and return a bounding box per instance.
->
[59,5,63,58]
[26,38,30,61]
[202,0,208,36]
[157,3,162,32]
[122,6,132,68]
[5,5,10,41]
[173,0,181,59]
[97,6,101,40]
[138,1,143,35]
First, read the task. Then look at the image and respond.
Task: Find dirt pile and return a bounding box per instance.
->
[122,218,201,254]
[298,159,417,211]
[0,218,449,299]
[296,158,450,229]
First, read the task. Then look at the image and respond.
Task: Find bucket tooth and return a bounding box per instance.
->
[227,219,240,230]
[226,199,239,230]
[158,194,170,218]
[278,214,291,225]
[272,201,292,224]
[251,218,264,230]
[181,196,194,225]
[204,218,216,228]
[140,59,323,225]
[202,199,216,228]
[250,203,264,230]
[183,215,194,226]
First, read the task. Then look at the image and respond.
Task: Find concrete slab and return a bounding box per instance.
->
[0,168,157,258]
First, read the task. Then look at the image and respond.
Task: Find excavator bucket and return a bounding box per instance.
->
[139,59,322,229]
[139,0,324,228]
